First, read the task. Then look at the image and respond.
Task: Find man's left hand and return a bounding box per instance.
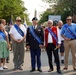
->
[39,44,43,48]
[57,44,61,48]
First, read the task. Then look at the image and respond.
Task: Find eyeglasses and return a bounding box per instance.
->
[17,20,21,22]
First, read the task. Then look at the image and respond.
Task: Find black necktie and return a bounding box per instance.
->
[34,26,35,29]
[59,27,61,29]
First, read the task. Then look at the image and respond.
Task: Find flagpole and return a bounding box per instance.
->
[23,15,28,28]
[10,14,13,25]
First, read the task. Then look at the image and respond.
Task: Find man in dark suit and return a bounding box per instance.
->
[26,17,44,72]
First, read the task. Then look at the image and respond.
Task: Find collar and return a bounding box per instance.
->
[67,23,72,26]
[33,25,37,29]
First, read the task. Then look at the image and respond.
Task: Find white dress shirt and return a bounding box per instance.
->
[33,25,37,29]
[48,27,61,44]
[9,24,27,40]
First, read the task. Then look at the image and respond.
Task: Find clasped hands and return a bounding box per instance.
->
[15,39,23,43]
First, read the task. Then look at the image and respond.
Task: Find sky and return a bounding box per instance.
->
[22,0,49,21]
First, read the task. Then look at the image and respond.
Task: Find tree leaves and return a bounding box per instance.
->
[0,0,29,24]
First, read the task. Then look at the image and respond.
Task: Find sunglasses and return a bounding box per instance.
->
[66,19,72,20]
[17,20,21,22]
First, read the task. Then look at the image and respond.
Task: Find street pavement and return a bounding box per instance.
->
[0,51,76,75]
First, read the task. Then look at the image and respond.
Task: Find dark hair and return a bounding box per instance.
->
[53,20,58,26]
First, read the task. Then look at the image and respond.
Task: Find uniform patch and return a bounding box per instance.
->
[38,29,41,31]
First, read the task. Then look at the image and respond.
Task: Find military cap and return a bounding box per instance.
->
[32,17,38,21]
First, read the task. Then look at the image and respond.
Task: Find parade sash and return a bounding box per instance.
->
[14,24,24,37]
[24,24,26,28]
[47,27,58,45]
[64,25,76,38]
[29,26,42,44]
[0,31,6,40]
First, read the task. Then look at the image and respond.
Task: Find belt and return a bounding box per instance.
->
[48,43,53,44]
[18,39,21,40]
[69,38,76,40]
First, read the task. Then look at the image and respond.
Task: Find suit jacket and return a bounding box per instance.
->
[26,25,44,49]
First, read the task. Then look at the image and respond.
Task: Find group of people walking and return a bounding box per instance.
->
[0,16,76,74]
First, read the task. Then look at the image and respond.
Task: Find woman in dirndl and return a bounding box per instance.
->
[0,24,9,71]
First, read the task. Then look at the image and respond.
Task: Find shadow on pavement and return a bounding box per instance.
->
[0,69,63,75]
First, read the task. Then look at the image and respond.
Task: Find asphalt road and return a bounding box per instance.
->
[0,50,76,75]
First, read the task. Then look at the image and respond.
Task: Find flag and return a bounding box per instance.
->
[10,18,13,25]
[24,20,28,28]
[24,15,28,28]
[10,14,13,26]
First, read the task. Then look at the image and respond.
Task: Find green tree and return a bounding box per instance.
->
[42,0,56,3]
[54,0,76,23]
[42,0,76,23]
[0,0,30,25]
[38,10,54,24]
[42,0,76,16]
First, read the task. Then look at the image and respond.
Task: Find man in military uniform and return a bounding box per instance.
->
[26,17,44,72]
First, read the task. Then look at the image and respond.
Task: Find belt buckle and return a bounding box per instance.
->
[68,38,71,41]
[69,38,74,41]
[18,39,20,41]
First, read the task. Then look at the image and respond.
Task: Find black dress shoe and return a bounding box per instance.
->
[73,68,76,71]
[30,69,35,72]
[63,67,68,70]
[37,68,42,72]
[18,66,23,70]
[48,69,53,72]
[13,66,18,71]
[57,70,62,74]
[61,60,64,64]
